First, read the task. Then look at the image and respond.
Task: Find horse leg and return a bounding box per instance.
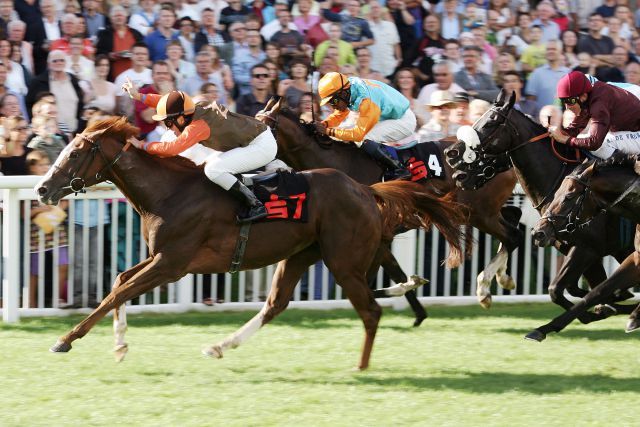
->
[50,255,181,353]
[494,206,522,292]
[582,261,636,316]
[526,251,640,342]
[625,302,640,333]
[370,244,428,327]
[203,245,321,359]
[476,248,508,309]
[111,257,154,362]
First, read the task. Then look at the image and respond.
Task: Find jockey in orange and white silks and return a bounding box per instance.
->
[313,72,416,179]
[122,78,277,223]
[550,71,640,159]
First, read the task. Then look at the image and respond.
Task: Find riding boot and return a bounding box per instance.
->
[361,140,412,180]
[228,181,268,223]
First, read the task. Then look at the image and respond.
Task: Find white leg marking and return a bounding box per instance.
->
[203,308,266,359]
[476,246,508,308]
[113,305,128,362]
[384,275,429,296]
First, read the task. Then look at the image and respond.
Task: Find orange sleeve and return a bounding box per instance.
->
[143,119,211,157]
[322,109,350,128]
[328,99,381,142]
[142,93,162,109]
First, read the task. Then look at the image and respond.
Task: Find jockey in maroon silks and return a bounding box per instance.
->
[550,70,640,154]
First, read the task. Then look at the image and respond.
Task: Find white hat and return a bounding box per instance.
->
[427,90,455,107]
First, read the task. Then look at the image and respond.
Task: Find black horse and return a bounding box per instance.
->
[531,156,640,337]
[444,90,636,329]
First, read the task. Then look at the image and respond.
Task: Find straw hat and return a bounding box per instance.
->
[427,90,455,107]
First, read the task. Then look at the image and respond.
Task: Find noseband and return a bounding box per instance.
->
[54,133,131,194]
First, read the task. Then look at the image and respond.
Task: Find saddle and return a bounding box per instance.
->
[373,138,446,182]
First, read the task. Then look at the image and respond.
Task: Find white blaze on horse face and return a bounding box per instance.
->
[457,125,480,164]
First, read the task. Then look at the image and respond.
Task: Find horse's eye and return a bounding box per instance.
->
[69,151,79,159]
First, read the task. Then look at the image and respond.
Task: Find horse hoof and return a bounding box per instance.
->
[524,330,546,342]
[413,314,427,327]
[50,340,72,353]
[202,345,223,359]
[497,275,516,291]
[479,294,492,310]
[114,344,128,362]
[409,275,429,288]
[594,304,617,318]
[626,318,640,333]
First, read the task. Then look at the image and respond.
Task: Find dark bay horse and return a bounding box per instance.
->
[530,157,640,338]
[258,98,522,309]
[35,117,464,370]
[445,89,636,326]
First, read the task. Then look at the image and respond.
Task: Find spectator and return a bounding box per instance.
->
[493,52,517,88]
[27,114,68,164]
[219,0,252,34]
[180,50,225,102]
[199,82,220,104]
[249,0,275,27]
[321,0,374,49]
[439,0,464,40]
[595,0,617,18]
[50,14,94,57]
[414,14,445,84]
[135,61,173,139]
[270,10,307,64]
[82,0,107,40]
[145,5,180,61]
[205,45,233,104]
[597,46,628,82]
[26,50,84,132]
[260,2,298,42]
[196,0,230,30]
[96,6,144,81]
[630,37,640,63]
[393,67,420,112]
[8,20,33,75]
[577,13,615,67]
[278,57,310,110]
[175,0,199,21]
[601,16,631,51]
[355,48,385,82]
[34,0,61,70]
[0,92,22,117]
[367,0,401,79]
[610,5,636,41]
[129,0,157,37]
[86,54,117,114]
[294,0,320,35]
[418,90,459,142]
[625,61,640,85]
[494,13,530,56]
[450,91,471,126]
[0,114,31,175]
[65,35,95,84]
[0,39,29,97]
[27,149,69,308]
[503,70,539,119]
[263,58,282,95]
[442,40,463,73]
[236,63,272,116]
[532,1,561,42]
[469,98,491,122]
[454,46,499,102]
[520,26,546,75]
[471,22,497,62]
[296,91,321,122]
[113,42,153,118]
[562,29,580,69]
[0,0,18,36]
[314,22,357,67]
[551,0,571,32]
[194,8,228,54]
[385,0,415,69]
[574,51,597,75]
[417,61,463,125]
[165,40,196,89]
[30,97,72,138]
[489,0,515,29]
[230,25,266,98]
[177,16,197,63]
[525,40,570,110]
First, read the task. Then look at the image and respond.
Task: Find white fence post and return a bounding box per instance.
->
[176,275,193,307]
[3,188,20,323]
[391,231,416,280]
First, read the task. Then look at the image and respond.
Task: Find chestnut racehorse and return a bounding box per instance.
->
[258,98,522,309]
[35,117,464,370]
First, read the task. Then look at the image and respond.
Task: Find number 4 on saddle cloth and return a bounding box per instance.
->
[240,169,310,222]
[374,140,445,182]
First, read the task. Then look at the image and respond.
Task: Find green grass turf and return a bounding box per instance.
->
[1,303,639,427]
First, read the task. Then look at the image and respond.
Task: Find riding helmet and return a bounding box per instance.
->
[318,72,351,106]
[152,91,196,121]
[557,71,593,99]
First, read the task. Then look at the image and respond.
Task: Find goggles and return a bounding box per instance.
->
[561,97,580,106]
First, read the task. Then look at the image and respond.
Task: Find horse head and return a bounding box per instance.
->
[445,89,517,190]
[36,117,138,205]
[532,159,598,246]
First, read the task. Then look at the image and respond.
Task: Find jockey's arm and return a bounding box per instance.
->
[324,99,381,142]
[565,119,609,150]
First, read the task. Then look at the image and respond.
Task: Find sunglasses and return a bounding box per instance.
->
[252,73,269,78]
[163,118,175,128]
[329,97,341,106]
[561,97,579,105]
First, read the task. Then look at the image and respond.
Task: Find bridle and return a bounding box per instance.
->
[54,131,131,194]
[541,172,640,236]
[260,109,334,149]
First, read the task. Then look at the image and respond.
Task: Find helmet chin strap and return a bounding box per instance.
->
[174,114,193,132]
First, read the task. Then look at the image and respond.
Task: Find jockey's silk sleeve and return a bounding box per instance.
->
[144,120,211,157]
[142,93,162,109]
[322,109,349,129]
[565,105,610,150]
[325,99,382,142]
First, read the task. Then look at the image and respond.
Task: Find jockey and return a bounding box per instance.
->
[122,79,277,223]
[550,70,640,156]
[313,72,416,179]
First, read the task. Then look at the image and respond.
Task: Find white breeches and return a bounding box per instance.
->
[358,108,417,147]
[591,130,640,159]
[180,129,277,190]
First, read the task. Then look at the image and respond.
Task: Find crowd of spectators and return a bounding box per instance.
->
[1,0,640,305]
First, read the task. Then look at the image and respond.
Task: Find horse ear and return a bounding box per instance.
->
[494,89,507,106]
[505,90,516,110]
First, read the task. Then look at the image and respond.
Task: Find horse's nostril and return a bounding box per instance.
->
[453,171,467,182]
[37,186,48,196]
[533,231,546,242]
[446,149,459,159]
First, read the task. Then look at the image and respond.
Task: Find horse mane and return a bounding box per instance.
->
[509,106,549,135]
[279,106,335,142]
[594,152,637,172]
[87,116,204,175]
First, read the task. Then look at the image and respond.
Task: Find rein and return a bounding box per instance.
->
[55,131,131,194]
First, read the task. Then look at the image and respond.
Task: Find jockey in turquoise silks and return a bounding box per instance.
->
[313,72,417,179]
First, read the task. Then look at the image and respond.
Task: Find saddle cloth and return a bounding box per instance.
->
[381,140,446,182]
[244,170,310,222]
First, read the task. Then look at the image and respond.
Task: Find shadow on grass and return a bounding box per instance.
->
[498,327,633,341]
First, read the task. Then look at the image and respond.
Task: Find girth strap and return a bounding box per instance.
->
[229,222,252,274]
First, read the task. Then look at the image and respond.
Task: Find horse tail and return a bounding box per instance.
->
[369,181,468,268]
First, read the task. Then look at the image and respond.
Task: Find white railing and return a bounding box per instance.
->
[0,177,621,323]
